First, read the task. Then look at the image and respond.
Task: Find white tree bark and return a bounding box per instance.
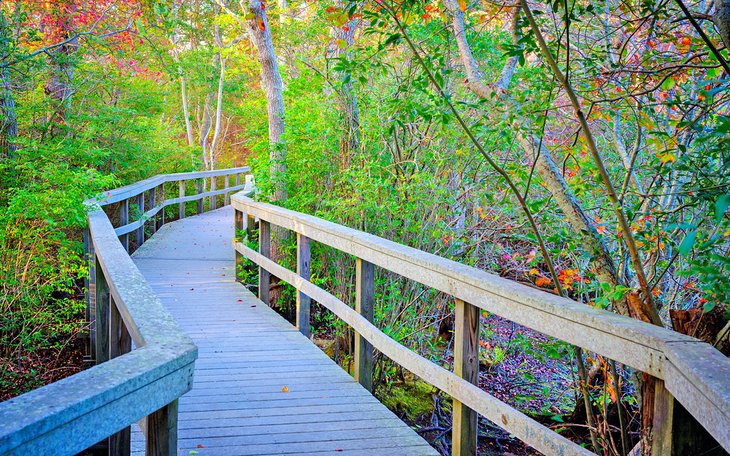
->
[245,0,287,202]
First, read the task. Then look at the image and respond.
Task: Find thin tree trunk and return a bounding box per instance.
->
[200,92,213,170]
[209,24,227,170]
[329,2,361,167]
[0,11,17,159]
[246,0,287,202]
[246,0,289,307]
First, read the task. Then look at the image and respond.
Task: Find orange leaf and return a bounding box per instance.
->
[281,386,290,392]
[258,19,266,31]
[459,0,467,11]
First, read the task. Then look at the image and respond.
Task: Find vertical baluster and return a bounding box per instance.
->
[149,187,157,236]
[651,378,673,456]
[453,298,480,456]
[259,220,271,306]
[196,180,203,214]
[224,174,230,205]
[146,400,178,456]
[95,257,110,366]
[119,199,129,252]
[235,173,241,188]
[84,228,96,361]
[247,214,255,240]
[158,183,165,228]
[210,176,217,210]
[178,181,185,219]
[235,209,244,283]
[296,233,311,337]
[109,297,131,456]
[354,258,374,392]
[136,192,145,247]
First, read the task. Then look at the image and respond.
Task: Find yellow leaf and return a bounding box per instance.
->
[459,0,467,12]
[281,386,289,393]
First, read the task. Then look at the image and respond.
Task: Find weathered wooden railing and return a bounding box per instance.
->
[0,167,248,456]
[232,193,730,456]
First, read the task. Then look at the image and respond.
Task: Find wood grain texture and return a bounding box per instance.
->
[132,207,437,456]
[453,299,479,456]
[354,258,374,392]
[297,233,311,337]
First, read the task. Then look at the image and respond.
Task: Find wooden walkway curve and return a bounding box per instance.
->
[130,206,438,456]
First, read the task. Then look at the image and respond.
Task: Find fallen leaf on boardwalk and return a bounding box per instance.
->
[251,305,256,307]
[281,386,289,392]
[335,449,343,452]
[236,299,243,302]
[196,444,205,448]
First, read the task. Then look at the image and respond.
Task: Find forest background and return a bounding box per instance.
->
[0,0,729,454]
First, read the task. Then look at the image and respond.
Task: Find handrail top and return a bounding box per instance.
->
[231,193,730,435]
[92,166,250,206]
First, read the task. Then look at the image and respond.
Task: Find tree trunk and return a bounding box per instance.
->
[328,3,361,167]
[714,0,730,50]
[246,0,287,202]
[0,11,17,159]
[246,0,289,308]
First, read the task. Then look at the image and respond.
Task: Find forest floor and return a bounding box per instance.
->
[0,339,86,401]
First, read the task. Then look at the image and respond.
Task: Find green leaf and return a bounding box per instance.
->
[703,301,716,313]
[714,193,730,223]
[678,230,697,255]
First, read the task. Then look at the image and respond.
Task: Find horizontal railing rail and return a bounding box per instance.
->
[232,192,730,456]
[0,167,250,456]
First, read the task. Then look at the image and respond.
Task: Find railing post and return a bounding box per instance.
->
[119,199,129,252]
[84,228,96,361]
[149,188,157,236]
[178,181,185,219]
[652,378,673,456]
[196,180,203,214]
[354,258,374,392]
[136,192,145,247]
[146,400,178,456]
[224,175,230,205]
[95,257,110,366]
[109,297,131,456]
[235,209,244,283]
[235,173,241,187]
[258,220,271,306]
[157,183,165,228]
[296,233,311,337]
[210,176,217,210]
[453,298,480,456]
[247,214,255,240]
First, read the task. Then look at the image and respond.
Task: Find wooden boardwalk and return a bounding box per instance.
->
[130,207,438,456]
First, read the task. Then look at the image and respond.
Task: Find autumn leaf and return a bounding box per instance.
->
[535,276,551,287]
[281,386,290,392]
[459,0,467,12]
[258,19,266,31]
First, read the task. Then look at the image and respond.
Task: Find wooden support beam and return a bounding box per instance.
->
[354,258,374,392]
[95,257,110,366]
[235,210,244,283]
[652,378,673,456]
[136,193,145,247]
[84,228,95,361]
[209,177,217,210]
[158,184,165,228]
[149,188,156,236]
[109,298,131,456]
[224,175,230,206]
[178,181,185,219]
[453,298,480,456]
[196,180,203,214]
[259,220,271,306]
[119,199,129,252]
[146,400,178,456]
[296,233,311,337]
[247,215,255,241]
